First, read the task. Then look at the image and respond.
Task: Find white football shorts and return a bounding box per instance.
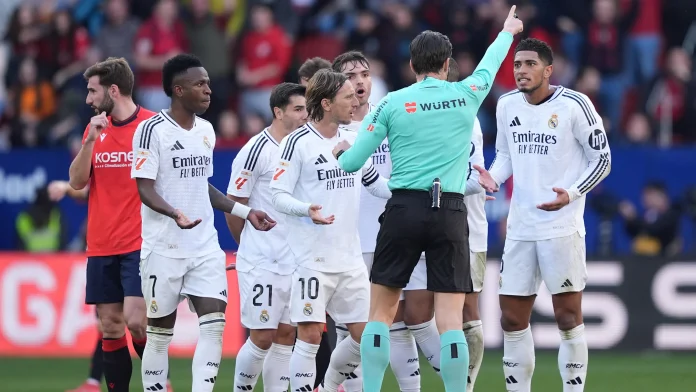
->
[499,232,587,296]
[471,251,487,293]
[140,249,228,318]
[237,262,293,329]
[290,264,369,325]
[362,252,428,301]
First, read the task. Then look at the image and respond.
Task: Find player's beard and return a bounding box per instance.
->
[94,94,115,115]
[518,77,543,94]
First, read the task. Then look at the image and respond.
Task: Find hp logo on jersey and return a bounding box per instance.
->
[589,129,607,151]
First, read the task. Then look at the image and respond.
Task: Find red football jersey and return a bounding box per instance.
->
[82,106,156,256]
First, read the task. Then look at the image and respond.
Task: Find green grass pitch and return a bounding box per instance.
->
[0,351,691,391]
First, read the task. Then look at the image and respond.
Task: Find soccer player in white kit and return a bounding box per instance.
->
[270,70,391,392]
[447,57,489,392]
[332,50,441,392]
[226,83,308,391]
[477,39,612,392]
[131,54,276,391]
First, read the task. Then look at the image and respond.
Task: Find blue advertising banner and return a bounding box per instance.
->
[0,147,693,254]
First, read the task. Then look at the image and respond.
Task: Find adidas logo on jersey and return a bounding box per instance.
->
[171,141,185,151]
[315,154,328,165]
[561,279,573,288]
[510,116,522,127]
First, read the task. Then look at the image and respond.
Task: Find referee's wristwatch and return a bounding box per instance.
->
[334,149,345,159]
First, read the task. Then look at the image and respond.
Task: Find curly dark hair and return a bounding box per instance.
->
[514,38,554,65]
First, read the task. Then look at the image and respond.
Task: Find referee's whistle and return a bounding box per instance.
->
[431,178,441,211]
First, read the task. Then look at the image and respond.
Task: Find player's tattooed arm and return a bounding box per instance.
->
[136,178,202,229]
[209,183,277,231]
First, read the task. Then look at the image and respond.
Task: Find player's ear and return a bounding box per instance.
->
[442,59,449,76]
[273,106,282,119]
[321,97,331,112]
[108,84,119,98]
[544,64,553,80]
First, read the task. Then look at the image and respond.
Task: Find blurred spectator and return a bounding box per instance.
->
[215,110,248,149]
[186,0,231,127]
[93,0,140,65]
[133,0,188,112]
[624,112,653,144]
[643,47,693,144]
[377,3,421,89]
[7,56,56,147]
[619,181,682,256]
[586,0,639,137]
[346,10,381,58]
[549,53,576,87]
[38,9,90,88]
[243,110,266,137]
[624,0,662,85]
[4,5,45,60]
[365,56,388,103]
[15,186,68,252]
[237,4,292,123]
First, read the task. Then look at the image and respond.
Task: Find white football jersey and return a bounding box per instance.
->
[490,86,611,241]
[131,110,221,259]
[270,123,382,273]
[341,103,392,253]
[464,119,488,252]
[227,128,293,275]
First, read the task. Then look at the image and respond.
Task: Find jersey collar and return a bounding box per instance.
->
[521,85,565,106]
[160,109,197,130]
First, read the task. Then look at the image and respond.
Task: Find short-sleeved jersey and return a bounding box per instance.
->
[227,128,293,275]
[341,103,390,253]
[82,106,156,257]
[131,110,221,259]
[269,123,381,273]
[464,118,487,252]
[338,31,514,194]
[490,86,612,241]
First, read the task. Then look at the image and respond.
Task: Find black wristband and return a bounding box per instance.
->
[335,149,345,159]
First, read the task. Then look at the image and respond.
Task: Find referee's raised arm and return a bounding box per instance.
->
[336,7,523,392]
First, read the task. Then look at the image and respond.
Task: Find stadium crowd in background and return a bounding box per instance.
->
[1,0,696,154]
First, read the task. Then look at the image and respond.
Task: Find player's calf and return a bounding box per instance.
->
[291,323,324,391]
[463,293,484,392]
[403,289,440,374]
[142,312,176,392]
[96,303,133,392]
[433,292,470,392]
[261,323,295,391]
[552,292,588,391]
[500,295,536,392]
[320,322,365,392]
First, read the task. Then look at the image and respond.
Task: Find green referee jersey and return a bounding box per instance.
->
[339,31,514,194]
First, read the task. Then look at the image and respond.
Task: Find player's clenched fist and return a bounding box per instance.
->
[247,209,277,231]
[309,204,335,225]
[85,111,108,143]
[502,5,524,36]
[332,140,352,159]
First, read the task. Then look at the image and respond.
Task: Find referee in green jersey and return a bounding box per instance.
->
[332,6,523,392]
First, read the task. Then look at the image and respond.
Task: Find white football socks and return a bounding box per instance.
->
[502,326,535,392]
[558,324,588,391]
[463,320,484,392]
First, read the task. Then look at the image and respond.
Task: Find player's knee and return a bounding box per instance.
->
[297,323,323,345]
[199,312,226,339]
[403,297,434,326]
[98,311,125,337]
[125,313,146,337]
[554,308,581,331]
[500,309,529,332]
[462,297,480,323]
[274,324,296,346]
[249,329,275,350]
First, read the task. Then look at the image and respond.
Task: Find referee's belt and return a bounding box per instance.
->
[390,189,465,206]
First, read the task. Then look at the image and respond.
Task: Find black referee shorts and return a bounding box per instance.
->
[372,189,472,293]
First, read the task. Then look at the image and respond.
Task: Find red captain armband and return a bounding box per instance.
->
[323,324,328,333]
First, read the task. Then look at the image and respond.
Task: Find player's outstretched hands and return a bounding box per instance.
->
[85,112,108,143]
[309,204,335,225]
[332,140,352,159]
[537,187,570,211]
[247,209,277,231]
[473,164,500,193]
[502,5,524,36]
[173,209,202,229]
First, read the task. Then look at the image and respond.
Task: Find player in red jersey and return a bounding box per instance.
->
[67,57,172,392]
